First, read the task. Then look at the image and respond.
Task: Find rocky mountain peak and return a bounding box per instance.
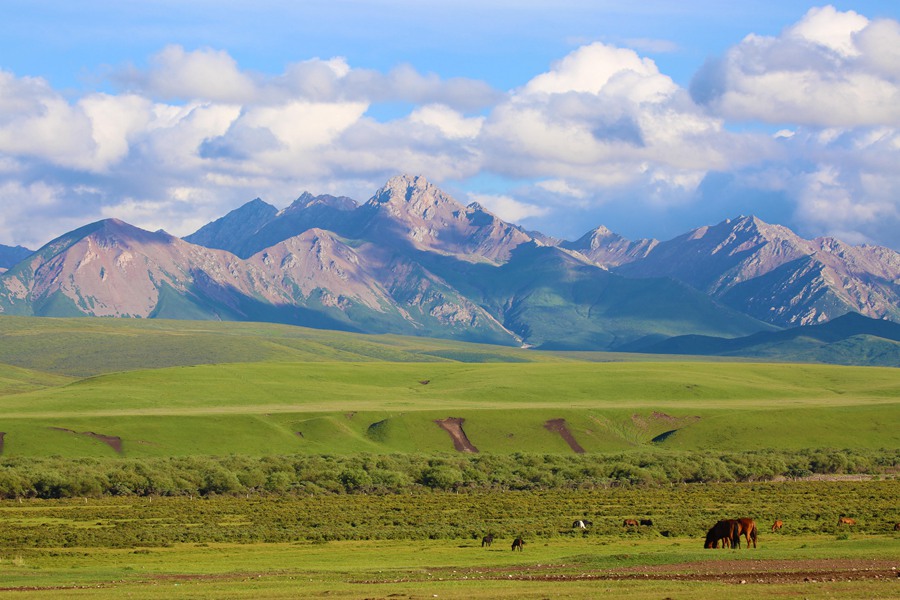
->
[563,225,657,268]
[0,244,33,271]
[183,198,278,252]
[286,192,357,213]
[368,174,465,217]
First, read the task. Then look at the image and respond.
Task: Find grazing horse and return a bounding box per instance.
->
[838,516,856,526]
[735,518,757,548]
[481,534,493,547]
[894,523,900,531]
[704,519,740,549]
[640,519,653,526]
[623,519,639,527]
[771,520,784,532]
[511,537,524,551]
[573,520,592,529]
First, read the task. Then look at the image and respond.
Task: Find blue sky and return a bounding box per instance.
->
[2,1,900,249]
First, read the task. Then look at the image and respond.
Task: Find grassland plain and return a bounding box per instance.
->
[0,483,898,599]
[1,317,899,598]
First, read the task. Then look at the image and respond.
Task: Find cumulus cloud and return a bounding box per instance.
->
[467,193,550,222]
[690,6,900,127]
[118,45,258,103]
[480,41,768,208]
[3,10,900,251]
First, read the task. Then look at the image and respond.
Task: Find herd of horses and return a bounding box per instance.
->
[481,534,525,551]
[480,515,892,552]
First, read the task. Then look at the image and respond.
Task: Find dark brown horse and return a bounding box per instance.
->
[894,523,900,531]
[481,534,493,547]
[771,520,784,532]
[511,537,524,551]
[704,520,739,549]
[623,519,639,527]
[640,519,653,526]
[735,518,757,548]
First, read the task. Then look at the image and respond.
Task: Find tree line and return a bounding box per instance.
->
[0,448,895,499]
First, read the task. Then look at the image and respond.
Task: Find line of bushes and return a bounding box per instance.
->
[0,448,896,499]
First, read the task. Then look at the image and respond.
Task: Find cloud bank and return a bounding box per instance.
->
[1,5,899,250]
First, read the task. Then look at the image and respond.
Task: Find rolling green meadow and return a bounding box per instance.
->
[0,315,898,597]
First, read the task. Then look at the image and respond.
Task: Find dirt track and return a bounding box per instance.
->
[49,427,123,453]
[544,418,585,453]
[435,417,479,453]
[357,558,899,585]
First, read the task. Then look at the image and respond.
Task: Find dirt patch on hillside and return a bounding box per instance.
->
[544,419,585,454]
[49,427,123,454]
[435,418,478,453]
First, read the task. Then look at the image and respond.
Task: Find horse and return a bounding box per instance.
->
[771,520,784,532]
[838,516,856,526]
[734,518,757,548]
[704,519,739,549]
[623,519,639,527]
[573,520,592,529]
[640,519,653,526]
[481,534,493,547]
[894,523,900,531]
[511,537,524,551]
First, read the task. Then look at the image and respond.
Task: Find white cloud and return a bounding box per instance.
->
[79,94,153,169]
[408,105,484,139]
[480,41,766,207]
[786,5,868,58]
[2,15,900,252]
[536,179,588,199]
[523,42,677,103]
[691,7,900,127]
[124,45,258,103]
[0,181,91,248]
[468,193,550,222]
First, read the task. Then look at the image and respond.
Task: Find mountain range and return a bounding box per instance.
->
[1,174,898,362]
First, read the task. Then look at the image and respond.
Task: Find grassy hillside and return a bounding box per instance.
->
[0,316,582,377]
[0,353,897,456]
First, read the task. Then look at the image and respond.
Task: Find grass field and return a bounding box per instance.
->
[0,361,897,456]
[0,316,898,598]
[1,482,898,599]
[0,316,898,457]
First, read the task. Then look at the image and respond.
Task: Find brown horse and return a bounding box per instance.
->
[838,517,856,526]
[704,520,739,549]
[511,537,524,551]
[623,519,639,527]
[735,518,757,548]
[481,534,493,547]
[894,523,900,531]
[771,520,783,532]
